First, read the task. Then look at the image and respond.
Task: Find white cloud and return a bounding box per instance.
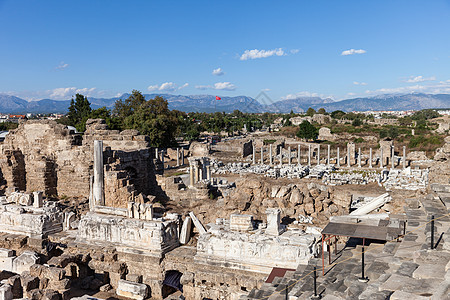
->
[195,85,209,90]
[365,80,450,95]
[195,82,237,91]
[347,92,356,96]
[147,82,188,92]
[179,83,189,90]
[212,68,224,76]
[290,49,300,54]
[50,87,96,99]
[55,62,69,70]
[281,91,335,101]
[353,81,367,86]
[404,75,436,83]
[240,48,285,60]
[159,82,177,92]
[282,91,319,100]
[341,49,366,56]
[262,88,271,91]
[214,82,236,91]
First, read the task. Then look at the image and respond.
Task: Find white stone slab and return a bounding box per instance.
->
[116,279,148,300]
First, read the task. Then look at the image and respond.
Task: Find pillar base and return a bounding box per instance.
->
[358,277,369,283]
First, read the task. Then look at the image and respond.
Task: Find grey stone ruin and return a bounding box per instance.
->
[188,157,211,186]
[391,146,395,169]
[327,144,330,166]
[298,144,301,165]
[269,144,273,165]
[92,140,105,208]
[347,143,351,167]
[317,144,320,166]
[181,148,184,166]
[380,148,384,168]
[403,146,406,169]
[369,148,373,168]
[189,165,194,188]
[177,148,180,166]
[308,144,311,167]
[265,208,282,236]
[288,146,291,165]
[252,144,256,164]
[279,148,282,167]
[337,147,340,167]
[261,146,264,164]
[358,148,361,167]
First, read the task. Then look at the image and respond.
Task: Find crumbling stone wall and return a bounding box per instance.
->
[0,119,161,207]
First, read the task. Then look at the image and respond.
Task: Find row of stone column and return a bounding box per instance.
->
[188,157,212,187]
[252,144,408,169]
[154,147,185,169]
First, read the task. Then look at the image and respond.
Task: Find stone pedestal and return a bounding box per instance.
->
[265,208,282,236]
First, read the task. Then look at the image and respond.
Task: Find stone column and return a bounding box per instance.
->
[176,148,180,166]
[403,146,406,169]
[308,144,311,167]
[279,148,282,167]
[155,147,159,159]
[288,146,291,165]
[93,140,105,207]
[189,165,194,187]
[252,145,256,164]
[265,208,282,236]
[369,148,373,168]
[181,149,184,166]
[206,165,211,181]
[269,144,273,165]
[327,144,331,166]
[380,148,384,168]
[391,146,395,169]
[298,145,301,165]
[337,147,340,167]
[317,144,320,166]
[358,148,361,167]
[347,144,351,167]
[261,146,264,164]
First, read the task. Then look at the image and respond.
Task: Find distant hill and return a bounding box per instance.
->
[0,92,449,114]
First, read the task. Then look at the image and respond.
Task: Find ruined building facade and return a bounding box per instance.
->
[0,119,161,207]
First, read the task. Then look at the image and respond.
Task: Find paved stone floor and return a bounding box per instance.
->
[242,184,450,300]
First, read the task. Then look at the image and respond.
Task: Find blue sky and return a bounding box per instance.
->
[1,0,450,102]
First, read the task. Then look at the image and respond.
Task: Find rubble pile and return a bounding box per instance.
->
[383,167,429,191]
[323,170,379,185]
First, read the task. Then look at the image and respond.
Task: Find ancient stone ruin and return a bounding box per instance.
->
[0,118,448,300]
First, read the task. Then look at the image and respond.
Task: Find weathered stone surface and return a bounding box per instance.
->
[76,212,179,254]
[12,251,39,274]
[390,290,430,300]
[0,284,13,300]
[116,279,148,300]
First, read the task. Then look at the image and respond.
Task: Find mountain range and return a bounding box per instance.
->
[0,93,449,114]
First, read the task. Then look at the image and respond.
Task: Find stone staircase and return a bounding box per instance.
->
[242,185,450,299]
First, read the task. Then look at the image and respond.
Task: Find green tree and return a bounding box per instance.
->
[331,110,345,119]
[113,91,178,147]
[317,108,326,114]
[67,94,92,132]
[296,121,318,141]
[306,107,316,117]
[352,118,363,127]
